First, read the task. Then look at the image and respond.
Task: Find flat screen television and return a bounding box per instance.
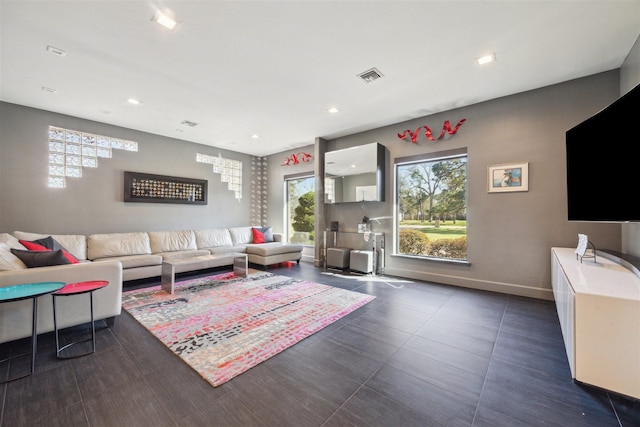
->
[566,83,640,222]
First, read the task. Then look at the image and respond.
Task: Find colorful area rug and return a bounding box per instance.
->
[121,270,375,387]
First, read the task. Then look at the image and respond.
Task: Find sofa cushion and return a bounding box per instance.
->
[92,254,162,269]
[194,228,233,249]
[13,231,87,261]
[208,245,247,255]
[0,242,27,271]
[10,249,70,268]
[19,237,80,264]
[157,249,210,261]
[87,232,151,260]
[148,230,197,254]
[229,227,254,245]
[0,233,25,250]
[245,242,303,257]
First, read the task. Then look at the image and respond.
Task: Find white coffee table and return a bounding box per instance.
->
[161,253,247,294]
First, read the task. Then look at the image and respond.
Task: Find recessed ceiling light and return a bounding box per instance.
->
[126,97,142,105]
[41,86,57,94]
[46,45,67,57]
[152,8,178,30]
[181,120,198,127]
[100,110,112,115]
[250,134,260,139]
[476,52,496,65]
[328,107,340,114]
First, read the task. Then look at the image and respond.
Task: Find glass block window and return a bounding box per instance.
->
[196,153,243,200]
[47,126,138,188]
[324,177,335,203]
[251,156,268,225]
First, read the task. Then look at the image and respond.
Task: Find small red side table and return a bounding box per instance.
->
[52,280,109,359]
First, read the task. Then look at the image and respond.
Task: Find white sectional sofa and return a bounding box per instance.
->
[84,227,302,281]
[0,232,122,344]
[0,227,303,344]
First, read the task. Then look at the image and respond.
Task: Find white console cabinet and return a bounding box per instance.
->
[551,247,640,399]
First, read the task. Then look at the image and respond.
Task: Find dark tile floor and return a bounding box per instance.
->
[1,262,638,426]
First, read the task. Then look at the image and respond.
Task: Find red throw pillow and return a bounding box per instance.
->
[251,227,265,244]
[19,240,49,251]
[19,238,79,264]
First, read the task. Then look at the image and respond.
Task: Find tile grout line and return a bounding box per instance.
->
[470,293,510,426]
[319,317,421,427]
[319,280,437,426]
[0,373,5,427]
[321,285,458,425]
[607,393,624,427]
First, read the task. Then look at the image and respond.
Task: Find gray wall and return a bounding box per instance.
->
[265,145,316,262]
[274,71,623,300]
[0,103,252,235]
[265,147,314,237]
[1,69,634,301]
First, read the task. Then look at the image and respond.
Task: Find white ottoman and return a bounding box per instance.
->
[327,247,351,269]
[350,250,373,274]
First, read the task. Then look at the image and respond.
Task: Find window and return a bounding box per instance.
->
[395,149,467,261]
[285,175,315,245]
[48,126,138,188]
[196,153,243,200]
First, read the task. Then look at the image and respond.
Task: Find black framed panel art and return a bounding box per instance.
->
[124,171,207,205]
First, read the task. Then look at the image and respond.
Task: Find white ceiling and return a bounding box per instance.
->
[1,1,639,157]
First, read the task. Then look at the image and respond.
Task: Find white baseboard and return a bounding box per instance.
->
[300,254,314,263]
[383,266,554,300]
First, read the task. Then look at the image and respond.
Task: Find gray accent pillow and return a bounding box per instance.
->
[29,235,79,263]
[10,249,71,268]
[258,227,274,242]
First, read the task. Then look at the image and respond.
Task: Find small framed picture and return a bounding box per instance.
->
[488,162,529,193]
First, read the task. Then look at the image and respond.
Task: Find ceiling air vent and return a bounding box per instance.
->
[46,45,67,57]
[357,68,383,83]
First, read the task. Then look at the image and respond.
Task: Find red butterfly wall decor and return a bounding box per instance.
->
[397,119,467,143]
[282,152,313,166]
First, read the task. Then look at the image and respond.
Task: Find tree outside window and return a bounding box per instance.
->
[286,176,315,245]
[396,154,467,260]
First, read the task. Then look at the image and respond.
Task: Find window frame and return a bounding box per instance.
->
[284,172,315,246]
[394,147,468,263]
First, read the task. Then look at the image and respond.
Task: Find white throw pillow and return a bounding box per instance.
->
[194,229,233,248]
[148,230,197,253]
[229,227,254,245]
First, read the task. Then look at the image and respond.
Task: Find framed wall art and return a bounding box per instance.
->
[487,162,529,193]
[124,171,207,204]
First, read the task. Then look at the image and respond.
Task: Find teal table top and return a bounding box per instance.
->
[0,282,66,302]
